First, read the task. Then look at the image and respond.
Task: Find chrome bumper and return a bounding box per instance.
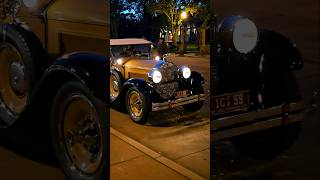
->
[152,94,206,111]
[212,102,304,141]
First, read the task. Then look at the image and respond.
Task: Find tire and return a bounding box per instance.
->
[183,84,205,112]
[125,87,150,124]
[110,70,123,102]
[51,80,107,180]
[0,24,46,127]
[231,123,301,160]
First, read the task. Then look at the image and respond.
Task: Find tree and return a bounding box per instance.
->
[195,0,211,54]
[110,0,144,38]
[147,0,198,46]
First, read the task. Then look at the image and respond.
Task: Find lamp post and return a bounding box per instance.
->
[180,11,187,54]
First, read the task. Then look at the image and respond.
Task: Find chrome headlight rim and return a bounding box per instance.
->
[179,66,191,79]
[148,69,162,84]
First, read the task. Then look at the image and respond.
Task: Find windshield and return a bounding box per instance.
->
[111,44,152,59]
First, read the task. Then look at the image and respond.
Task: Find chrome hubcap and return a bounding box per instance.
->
[63,95,102,174]
[9,61,26,96]
[0,43,27,114]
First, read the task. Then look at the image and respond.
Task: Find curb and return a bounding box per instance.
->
[110,127,207,180]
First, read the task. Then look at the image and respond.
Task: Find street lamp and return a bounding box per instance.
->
[180,11,187,54]
[181,11,187,19]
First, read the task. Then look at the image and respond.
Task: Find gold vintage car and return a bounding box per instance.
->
[110,38,206,124]
[0,1,108,179]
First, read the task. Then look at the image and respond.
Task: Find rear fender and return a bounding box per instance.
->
[256,29,303,71]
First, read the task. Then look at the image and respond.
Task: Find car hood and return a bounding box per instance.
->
[124,58,163,79]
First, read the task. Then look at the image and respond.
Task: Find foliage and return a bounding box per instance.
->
[146,0,210,45]
[110,0,144,38]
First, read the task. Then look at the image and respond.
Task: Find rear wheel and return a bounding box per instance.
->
[110,71,122,102]
[51,80,107,180]
[0,24,45,127]
[126,87,150,124]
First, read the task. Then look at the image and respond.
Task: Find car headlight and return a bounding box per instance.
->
[180,66,191,79]
[116,58,123,65]
[219,16,258,54]
[152,70,162,83]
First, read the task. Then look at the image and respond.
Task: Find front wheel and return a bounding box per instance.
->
[125,87,150,124]
[231,123,301,160]
[51,80,107,180]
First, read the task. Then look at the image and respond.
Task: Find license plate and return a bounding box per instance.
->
[212,90,249,115]
[175,90,188,98]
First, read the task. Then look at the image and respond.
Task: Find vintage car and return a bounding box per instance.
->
[0,1,108,180]
[211,15,304,159]
[110,38,206,124]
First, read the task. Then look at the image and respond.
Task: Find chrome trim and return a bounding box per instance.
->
[211,102,304,131]
[152,94,206,111]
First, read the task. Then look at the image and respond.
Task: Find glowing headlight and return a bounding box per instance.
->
[233,18,258,54]
[152,70,162,83]
[155,56,161,61]
[116,58,123,65]
[182,66,191,79]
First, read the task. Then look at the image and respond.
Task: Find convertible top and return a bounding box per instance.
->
[110,38,152,46]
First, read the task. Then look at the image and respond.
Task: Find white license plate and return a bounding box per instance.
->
[212,90,250,115]
[175,90,188,98]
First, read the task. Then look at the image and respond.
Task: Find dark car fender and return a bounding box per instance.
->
[190,71,205,85]
[256,29,303,72]
[119,78,153,98]
[30,53,108,115]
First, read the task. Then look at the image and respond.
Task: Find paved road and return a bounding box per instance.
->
[213,0,320,179]
[110,55,211,179]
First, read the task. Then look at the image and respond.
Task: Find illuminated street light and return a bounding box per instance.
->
[181,11,187,19]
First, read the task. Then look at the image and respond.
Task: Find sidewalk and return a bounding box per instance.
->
[110,128,207,180]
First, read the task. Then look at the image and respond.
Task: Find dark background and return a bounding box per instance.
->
[212,0,320,179]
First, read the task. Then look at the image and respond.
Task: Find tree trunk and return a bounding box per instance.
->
[172,28,178,47]
[180,27,185,53]
[200,28,208,54]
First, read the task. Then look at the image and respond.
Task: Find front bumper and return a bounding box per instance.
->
[152,94,206,111]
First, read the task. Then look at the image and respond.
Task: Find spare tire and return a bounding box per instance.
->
[0,23,46,127]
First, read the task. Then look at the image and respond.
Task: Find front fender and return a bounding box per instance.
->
[26,52,108,124]
[256,29,303,71]
[120,78,153,97]
[53,53,108,102]
[35,52,108,103]
[190,71,205,85]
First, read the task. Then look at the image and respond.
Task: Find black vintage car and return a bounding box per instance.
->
[211,15,304,159]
